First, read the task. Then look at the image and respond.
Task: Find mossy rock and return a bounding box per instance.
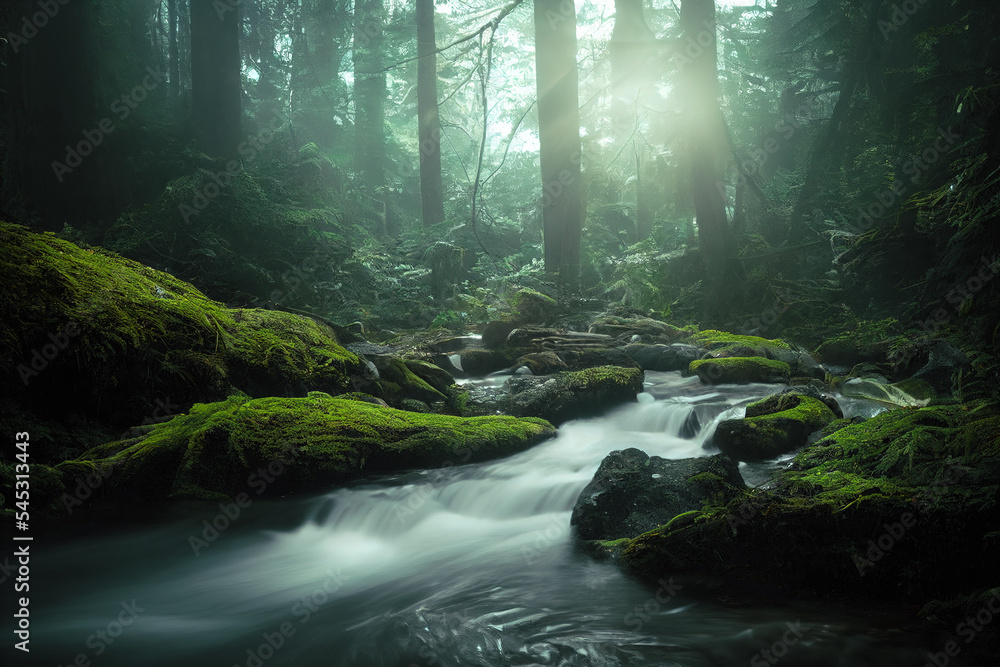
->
[613,402,1000,602]
[0,223,372,432]
[689,356,791,384]
[713,395,837,461]
[687,329,791,350]
[588,316,687,342]
[506,365,644,425]
[510,288,557,325]
[369,356,446,407]
[49,393,555,503]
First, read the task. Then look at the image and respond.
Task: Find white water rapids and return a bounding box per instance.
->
[17,372,944,667]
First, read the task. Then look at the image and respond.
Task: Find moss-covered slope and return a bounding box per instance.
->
[617,402,1000,601]
[50,392,555,502]
[0,222,373,441]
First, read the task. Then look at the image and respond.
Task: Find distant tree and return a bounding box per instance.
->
[353,0,386,194]
[416,0,445,226]
[679,0,730,317]
[190,0,242,157]
[534,0,583,289]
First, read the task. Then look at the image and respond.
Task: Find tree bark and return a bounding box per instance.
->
[680,0,730,318]
[534,0,583,290]
[416,0,445,227]
[190,0,242,158]
[353,0,386,195]
[168,0,180,104]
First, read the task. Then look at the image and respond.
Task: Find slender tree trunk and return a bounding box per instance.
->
[168,0,180,105]
[534,0,583,290]
[178,0,191,108]
[680,0,730,318]
[417,0,445,227]
[190,0,242,158]
[353,0,386,195]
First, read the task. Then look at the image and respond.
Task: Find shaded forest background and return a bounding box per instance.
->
[1,0,998,390]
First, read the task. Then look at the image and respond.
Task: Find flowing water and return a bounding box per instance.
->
[18,372,948,666]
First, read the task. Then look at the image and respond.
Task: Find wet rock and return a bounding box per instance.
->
[482,321,517,349]
[589,316,686,342]
[505,366,644,425]
[571,448,745,541]
[689,356,791,385]
[623,343,702,372]
[713,394,838,461]
[456,349,515,377]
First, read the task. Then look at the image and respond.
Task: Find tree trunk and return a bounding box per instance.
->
[417,0,445,227]
[190,0,242,158]
[353,0,386,195]
[168,0,180,105]
[680,0,730,318]
[534,0,584,290]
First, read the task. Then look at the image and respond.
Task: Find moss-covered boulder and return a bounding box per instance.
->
[38,392,555,503]
[506,366,644,425]
[588,316,688,342]
[0,222,373,440]
[689,356,791,384]
[713,394,838,461]
[614,402,1000,602]
[368,355,447,407]
[571,448,745,542]
[510,287,557,325]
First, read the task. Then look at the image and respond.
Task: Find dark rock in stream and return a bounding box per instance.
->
[571,448,745,541]
[504,365,644,425]
[623,343,701,371]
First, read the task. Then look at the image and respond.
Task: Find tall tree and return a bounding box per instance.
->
[680,0,730,317]
[190,0,242,157]
[416,0,445,226]
[353,0,386,194]
[168,0,180,104]
[534,0,583,289]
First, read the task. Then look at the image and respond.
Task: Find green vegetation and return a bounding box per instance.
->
[618,402,1000,601]
[35,393,555,503]
[689,356,791,384]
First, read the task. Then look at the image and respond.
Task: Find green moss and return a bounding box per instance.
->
[0,222,370,428]
[689,329,791,349]
[716,396,836,461]
[612,401,1000,602]
[65,394,555,501]
[689,356,791,384]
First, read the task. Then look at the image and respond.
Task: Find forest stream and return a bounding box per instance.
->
[24,373,947,667]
